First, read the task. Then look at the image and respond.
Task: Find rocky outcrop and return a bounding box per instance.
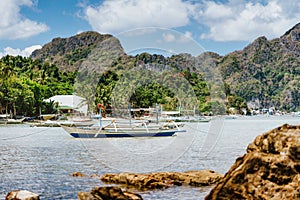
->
[71,171,87,177]
[6,190,40,200]
[78,186,143,200]
[206,124,300,200]
[281,22,300,55]
[101,170,223,190]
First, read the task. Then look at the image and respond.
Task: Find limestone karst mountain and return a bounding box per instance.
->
[30,23,300,112]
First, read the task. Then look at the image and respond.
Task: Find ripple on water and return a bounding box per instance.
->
[0,117,298,199]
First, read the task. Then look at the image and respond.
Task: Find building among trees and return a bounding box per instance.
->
[44,95,88,116]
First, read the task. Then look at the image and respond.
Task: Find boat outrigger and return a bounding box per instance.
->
[61,119,185,138]
[61,105,185,138]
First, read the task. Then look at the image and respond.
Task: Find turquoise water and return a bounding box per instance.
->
[0,116,299,199]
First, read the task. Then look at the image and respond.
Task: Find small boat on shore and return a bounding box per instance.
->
[30,120,96,127]
[0,115,9,124]
[7,118,27,124]
[61,120,185,138]
[0,119,7,125]
[40,114,57,120]
[0,115,27,124]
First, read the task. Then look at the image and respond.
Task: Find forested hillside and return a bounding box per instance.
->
[219,23,300,112]
[0,55,75,116]
[1,23,299,117]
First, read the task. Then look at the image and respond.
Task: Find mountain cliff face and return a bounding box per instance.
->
[30,23,300,112]
[281,23,300,55]
[31,31,124,71]
[218,23,300,111]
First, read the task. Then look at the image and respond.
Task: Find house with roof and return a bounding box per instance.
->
[44,95,88,116]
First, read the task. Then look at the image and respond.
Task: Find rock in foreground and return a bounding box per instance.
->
[78,186,143,200]
[101,170,223,190]
[6,190,40,200]
[206,124,300,200]
[71,171,86,177]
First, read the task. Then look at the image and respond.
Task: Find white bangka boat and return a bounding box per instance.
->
[61,118,185,138]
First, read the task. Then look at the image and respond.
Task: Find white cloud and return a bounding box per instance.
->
[83,0,299,42]
[0,45,42,58]
[163,33,176,42]
[76,30,84,35]
[201,1,233,20]
[179,31,193,42]
[197,0,300,41]
[0,0,48,40]
[120,28,157,37]
[83,0,194,34]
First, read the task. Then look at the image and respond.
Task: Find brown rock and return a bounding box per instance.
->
[101,170,223,190]
[181,170,223,186]
[78,186,143,200]
[6,190,40,200]
[72,172,86,177]
[78,192,95,200]
[90,174,102,178]
[206,124,300,200]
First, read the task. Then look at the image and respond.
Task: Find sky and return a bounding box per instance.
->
[0,0,299,58]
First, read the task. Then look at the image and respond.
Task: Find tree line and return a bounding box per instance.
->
[0,55,248,117]
[0,55,75,117]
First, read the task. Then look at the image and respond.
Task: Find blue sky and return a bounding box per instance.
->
[0,0,299,57]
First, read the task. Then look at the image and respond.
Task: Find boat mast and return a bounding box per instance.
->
[99,106,102,130]
[128,104,132,127]
[156,103,159,124]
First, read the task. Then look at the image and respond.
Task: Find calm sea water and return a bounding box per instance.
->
[0,116,299,199]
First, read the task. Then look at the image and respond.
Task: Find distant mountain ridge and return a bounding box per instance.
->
[31,31,124,71]
[31,23,300,112]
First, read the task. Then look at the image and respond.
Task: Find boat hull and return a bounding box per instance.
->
[61,125,185,138]
[70,131,180,138]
